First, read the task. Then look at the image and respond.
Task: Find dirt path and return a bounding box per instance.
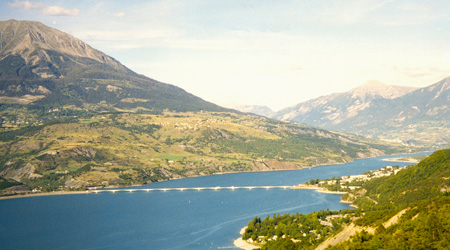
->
[315,208,408,250]
[315,224,375,250]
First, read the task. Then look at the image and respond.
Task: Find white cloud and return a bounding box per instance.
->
[8,1,79,16]
[8,0,42,10]
[43,6,79,16]
[114,12,126,17]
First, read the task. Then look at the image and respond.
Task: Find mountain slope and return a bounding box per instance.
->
[0,111,406,194]
[273,81,416,126]
[0,19,227,113]
[0,20,409,195]
[0,19,126,79]
[272,78,450,147]
[324,149,450,249]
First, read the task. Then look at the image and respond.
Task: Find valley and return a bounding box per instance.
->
[1,1,450,249]
[0,20,411,196]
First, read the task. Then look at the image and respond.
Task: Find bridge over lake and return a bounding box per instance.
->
[89,185,293,193]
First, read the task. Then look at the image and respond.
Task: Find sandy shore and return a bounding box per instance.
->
[316,189,347,194]
[233,227,259,250]
[382,157,420,163]
[290,184,319,190]
[0,190,91,200]
[291,184,347,194]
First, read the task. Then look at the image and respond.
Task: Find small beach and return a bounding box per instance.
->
[382,157,421,163]
[291,184,347,194]
[234,227,258,250]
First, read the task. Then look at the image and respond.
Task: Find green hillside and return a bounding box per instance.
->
[328,149,450,250]
[0,110,406,194]
[243,149,450,250]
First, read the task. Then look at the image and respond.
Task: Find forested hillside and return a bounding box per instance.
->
[329,149,450,250]
[242,149,450,250]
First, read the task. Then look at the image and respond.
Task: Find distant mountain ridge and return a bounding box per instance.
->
[348,80,417,101]
[273,80,417,126]
[232,104,274,117]
[272,78,450,147]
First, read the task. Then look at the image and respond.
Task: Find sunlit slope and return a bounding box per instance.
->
[0,111,405,191]
[273,78,450,147]
[325,149,450,250]
[245,149,450,250]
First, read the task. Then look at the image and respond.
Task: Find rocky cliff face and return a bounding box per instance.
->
[252,160,299,171]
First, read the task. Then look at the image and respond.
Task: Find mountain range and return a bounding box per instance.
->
[272,78,450,147]
[0,20,407,194]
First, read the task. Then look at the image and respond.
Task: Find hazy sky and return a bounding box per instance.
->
[2,0,450,110]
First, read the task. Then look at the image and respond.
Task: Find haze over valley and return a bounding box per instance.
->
[1,1,450,250]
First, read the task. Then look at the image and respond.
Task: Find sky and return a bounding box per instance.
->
[1,0,450,111]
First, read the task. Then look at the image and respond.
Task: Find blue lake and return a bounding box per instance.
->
[0,152,429,250]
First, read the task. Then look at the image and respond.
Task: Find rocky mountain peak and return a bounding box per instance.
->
[349,80,417,101]
[0,19,122,78]
[0,19,228,113]
[427,76,450,92]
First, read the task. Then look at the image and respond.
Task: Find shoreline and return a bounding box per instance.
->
[0,184,348,201]
[291,184,347,195]
[1,152,425,201]
[381,157,420,163]
[233,227,258,250]
[0,190,90,200]
[0,163,348,201]
[292,184,356,207]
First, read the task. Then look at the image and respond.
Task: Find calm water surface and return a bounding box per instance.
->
[0,152,428,250]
